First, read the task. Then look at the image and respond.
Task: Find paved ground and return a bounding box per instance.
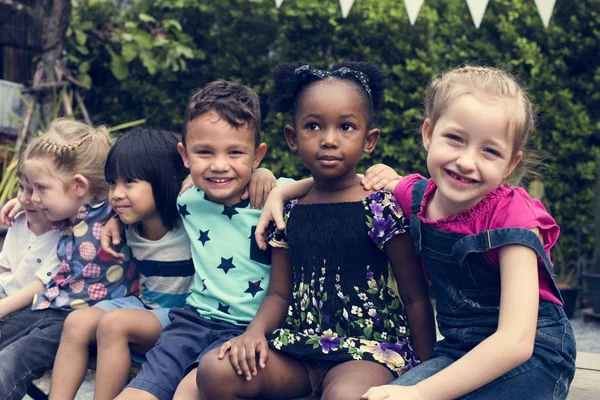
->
[26,308,600,399]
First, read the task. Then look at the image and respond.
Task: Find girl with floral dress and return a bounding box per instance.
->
[195,62,436,400]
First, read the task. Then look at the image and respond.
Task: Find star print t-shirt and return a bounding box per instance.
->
[178,182,291,326]
[31,200,139,311]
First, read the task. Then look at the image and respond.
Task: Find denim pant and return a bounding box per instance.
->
[0,307,69,400]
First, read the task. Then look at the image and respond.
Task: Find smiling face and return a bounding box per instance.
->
[423,94,522,218]
[17,175,50,227]
[22,157,86,222]
[285,80,379,183]
[108,177,159,226]
[178,111,267,206]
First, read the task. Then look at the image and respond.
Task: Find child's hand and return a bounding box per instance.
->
[0,198,22,227]
[218,331,269,381]
[361,384,423,400]
[179,174,195,195]
[361,164,402,191]
[245,168,277,209]
[254,186,287,251]
[100,215,125,263]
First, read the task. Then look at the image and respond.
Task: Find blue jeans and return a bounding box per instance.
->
[0,307,69,400]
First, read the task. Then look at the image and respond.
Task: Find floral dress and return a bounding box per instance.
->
[267,191,420,376]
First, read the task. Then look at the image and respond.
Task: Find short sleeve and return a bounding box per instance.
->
[35,251,60,285]
[275,177,296,186]
[393,174,426,219]
[266,199,298,249]
[365,191,409,250]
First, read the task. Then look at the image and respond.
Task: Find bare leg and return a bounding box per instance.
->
[173,368,200,400]
[94,309,163,400]
[48,307,105,400]
[196,347,312,400]
[321,360,394,400]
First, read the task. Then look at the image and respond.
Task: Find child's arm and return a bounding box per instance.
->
[247,168,277,209]
[0,280,45,318]
[0,198,22,227]
[218,247,293,380]
[385,233,436,362]
[361,163,402,191]
[255,179,313,250]
[364,238,540,400]
[100,216,126,262]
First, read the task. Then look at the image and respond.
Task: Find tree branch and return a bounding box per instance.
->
[0,0,34,18]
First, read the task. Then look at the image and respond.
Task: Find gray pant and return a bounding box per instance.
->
[0,307,69,400]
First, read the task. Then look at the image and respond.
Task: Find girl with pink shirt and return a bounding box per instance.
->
[359,66,576,399]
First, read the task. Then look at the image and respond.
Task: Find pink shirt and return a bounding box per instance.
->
[394,174,562,305]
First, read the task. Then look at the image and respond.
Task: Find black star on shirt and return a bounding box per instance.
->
[201,279,207,291]
[221,205,239,219]
[198,230,210,246]
[244,280,264,298]
[217,257,236,274]
[178,203,190,218]
[217,302,230,314]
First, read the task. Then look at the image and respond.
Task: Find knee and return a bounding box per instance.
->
[96,310,128,342]
[62,309,100,343]
[196,351,236,396]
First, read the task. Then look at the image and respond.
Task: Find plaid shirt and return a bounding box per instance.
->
[31,200,139,311]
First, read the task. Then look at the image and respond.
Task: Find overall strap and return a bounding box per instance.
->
[409,179,428,254]
[451,228,564,302]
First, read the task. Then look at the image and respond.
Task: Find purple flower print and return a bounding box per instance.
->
[370,202,384,217]
[366,271,374,280]
[319,330,341,354]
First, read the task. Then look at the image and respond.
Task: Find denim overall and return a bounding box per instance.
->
[392,179,576,399]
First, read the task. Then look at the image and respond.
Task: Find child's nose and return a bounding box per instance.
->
[320,129,338,148]
[456,149,477,171]
[210,156,230,172]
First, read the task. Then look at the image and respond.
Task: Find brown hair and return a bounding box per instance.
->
[23,118,112,199]
[424,66,537,176]
[183,80,261,147]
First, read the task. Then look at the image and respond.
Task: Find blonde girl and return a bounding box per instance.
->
[362,66,576,400]
[0,119,138,400]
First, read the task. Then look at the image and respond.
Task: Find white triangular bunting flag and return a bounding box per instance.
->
[534,0,556,27]
[404,0,425,25]
[275,0,284,8]
[465,0,490,29]
[339,0,355,18]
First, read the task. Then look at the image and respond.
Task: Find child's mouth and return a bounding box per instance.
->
[207,178,233,184]
[446,170,477,184]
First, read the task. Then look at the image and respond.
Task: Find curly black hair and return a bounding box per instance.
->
[269,61,386,128]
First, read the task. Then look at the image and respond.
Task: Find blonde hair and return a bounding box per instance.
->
[23,118,112,199]
[424,66,537,176]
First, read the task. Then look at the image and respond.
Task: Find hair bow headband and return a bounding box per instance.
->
[293,64,372,99]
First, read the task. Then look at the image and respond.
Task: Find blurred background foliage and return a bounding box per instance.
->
[66,0,599,274]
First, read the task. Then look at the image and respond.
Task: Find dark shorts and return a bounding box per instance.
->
[126,305,245,400]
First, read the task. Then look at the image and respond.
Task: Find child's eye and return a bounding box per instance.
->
[230,150,244,156]
[306,122,321,131]
[340,123,355,132]
[124,178,136,184]
[445,134,463,143]
[197,150,211,155]
[484,148,502,157]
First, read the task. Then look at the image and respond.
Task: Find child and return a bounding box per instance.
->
[112,80,288,400]
[0,162,60,313]
[360,66,577,399]
[49,128,194,400]
[195,62,436,400]
[0,118,138,400]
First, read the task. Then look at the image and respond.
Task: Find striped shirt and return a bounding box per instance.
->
[126,225,193,309]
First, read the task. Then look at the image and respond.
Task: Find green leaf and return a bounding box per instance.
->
[121,43,138,62]
[138,13,156,23]
[109,50,128,80]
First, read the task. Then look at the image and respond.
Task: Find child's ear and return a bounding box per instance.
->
[363,128,380,154]
[72,174,90,198]
[504,150,523,179]
[283,125,298,152]
[422,118,433,151]
[252,143,268,169]
[177,142,190,168]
